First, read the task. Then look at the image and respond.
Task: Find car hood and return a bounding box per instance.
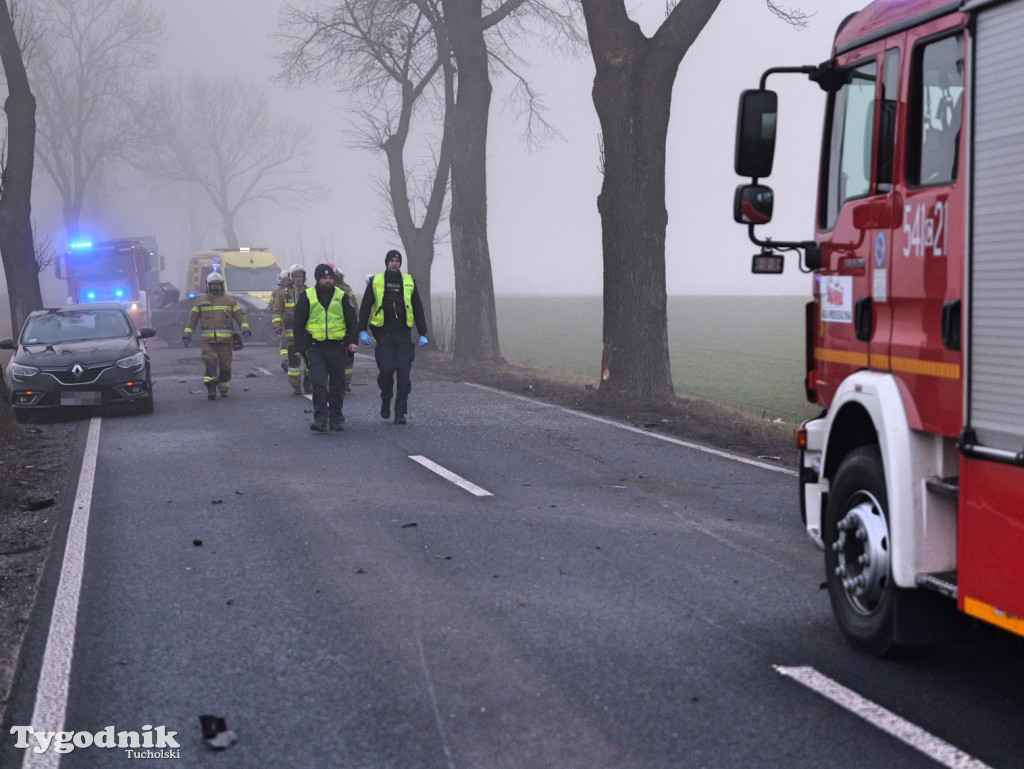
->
[13,337,141,367]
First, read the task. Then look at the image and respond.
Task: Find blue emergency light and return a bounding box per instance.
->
[70,241,93,249]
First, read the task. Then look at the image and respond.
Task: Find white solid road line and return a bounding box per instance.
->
[464,382,797,477]
[409,455,493,497]
[774,666,995,769]
[22,417,102,769]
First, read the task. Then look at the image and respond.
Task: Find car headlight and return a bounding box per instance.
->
[10,362,40,378]
[115,352,145,369]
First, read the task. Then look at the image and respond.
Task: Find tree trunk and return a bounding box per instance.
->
[443,0,503,365]
[0,0,41,337]
[593,43,675,398]
[405,237,435,337]
[581,0,721,399]
[222,212,239,249]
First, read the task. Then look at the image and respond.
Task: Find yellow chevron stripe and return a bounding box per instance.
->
[964,596,1024,638]
[814,347,869,367]
[889,355,960,379]
[815,348,960,380]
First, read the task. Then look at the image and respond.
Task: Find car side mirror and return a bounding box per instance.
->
[0,337,14,350]
[734,184,774,224]
[735,89,778,178]
[138,327,157,339]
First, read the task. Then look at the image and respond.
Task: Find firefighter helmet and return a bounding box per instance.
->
[206,271,225,286]
[279,268,291,285]
[289,263,306,277]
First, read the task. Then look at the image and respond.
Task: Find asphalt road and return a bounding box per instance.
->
[4,340,1023,768]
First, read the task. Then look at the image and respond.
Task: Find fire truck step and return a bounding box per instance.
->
[925,475,959,499]
[915,571,958,599]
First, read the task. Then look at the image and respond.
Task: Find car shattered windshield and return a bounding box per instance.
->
[22,310,131,344]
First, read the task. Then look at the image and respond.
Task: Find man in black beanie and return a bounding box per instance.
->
[358,249,428,424]
[293,263,359,432]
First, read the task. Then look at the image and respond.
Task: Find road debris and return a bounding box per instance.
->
[199,715,237,751]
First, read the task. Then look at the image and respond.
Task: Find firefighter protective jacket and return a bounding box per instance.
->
[271,284,301,334]
[184,293,250,342]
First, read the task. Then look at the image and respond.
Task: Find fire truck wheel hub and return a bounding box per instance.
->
[832,493,890,612]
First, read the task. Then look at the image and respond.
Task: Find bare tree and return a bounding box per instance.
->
[30,0,162,241]
[0,0,39,435]
[581,0,804,398]
[144,76,323,250]
[0,0,40,336]
[277,0,454,335]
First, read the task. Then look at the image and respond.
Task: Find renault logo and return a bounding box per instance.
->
[71,363,84,379]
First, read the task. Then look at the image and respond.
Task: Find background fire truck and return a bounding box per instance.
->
[55,238,176,327]
[733,0,1023,654]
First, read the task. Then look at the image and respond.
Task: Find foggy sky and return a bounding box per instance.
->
[26,0,868,304]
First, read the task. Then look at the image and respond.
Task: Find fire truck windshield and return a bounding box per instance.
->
[223,265,278,291]
[68,251,136,280]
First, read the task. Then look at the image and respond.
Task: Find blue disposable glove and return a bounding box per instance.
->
[359,331,372,346]
[242,330,251,338]
[275,328,282,335]
[418,336,428,347]
[182,337,191,348]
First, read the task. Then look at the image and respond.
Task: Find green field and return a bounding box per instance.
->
[436,294,818,425]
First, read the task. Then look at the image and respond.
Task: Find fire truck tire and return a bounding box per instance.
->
[824,445,921,656]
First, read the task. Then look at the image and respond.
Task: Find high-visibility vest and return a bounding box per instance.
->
[370,273,415,328]
[305,287,347,341]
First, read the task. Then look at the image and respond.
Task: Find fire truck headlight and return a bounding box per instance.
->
[115,352,145,370]
[10,362,40,379]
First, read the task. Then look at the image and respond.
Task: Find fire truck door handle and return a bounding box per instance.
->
[854,296,873,342]
[942,299,961,351]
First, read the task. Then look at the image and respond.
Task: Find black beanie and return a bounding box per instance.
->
[385,249,402,266]
[314,263,333,281]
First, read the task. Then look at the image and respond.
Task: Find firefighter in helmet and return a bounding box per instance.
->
[182,272,250,400]
[270,269,293,374]
[272,263,311,394]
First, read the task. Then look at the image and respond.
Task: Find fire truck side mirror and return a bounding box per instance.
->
[734,184,774,224]
[735,89,778,178]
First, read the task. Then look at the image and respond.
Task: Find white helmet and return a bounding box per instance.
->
[289,263,306,276]
[279,268,291,285]
[206,271,225,286]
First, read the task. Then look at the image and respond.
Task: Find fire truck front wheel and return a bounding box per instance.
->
[824,445,921,656]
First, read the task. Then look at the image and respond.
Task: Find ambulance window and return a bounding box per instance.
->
[822,61,878,229]
[876,49,900,193]
[909,33,964,186]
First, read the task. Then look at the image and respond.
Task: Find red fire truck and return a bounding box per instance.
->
[733,0,1024,654]
[56,238,172,327]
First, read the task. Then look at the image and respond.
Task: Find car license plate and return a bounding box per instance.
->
[61,391,102,406]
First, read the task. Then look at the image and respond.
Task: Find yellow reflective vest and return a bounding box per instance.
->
[369,273,415,328]
[305,287,347,341]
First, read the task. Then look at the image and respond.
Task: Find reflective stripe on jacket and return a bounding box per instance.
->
[184,293,250,342]
[305,287,347,341]
[369,273,414,328]
[271,285,300,331]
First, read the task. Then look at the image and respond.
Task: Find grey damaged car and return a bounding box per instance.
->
[1,303,156,418]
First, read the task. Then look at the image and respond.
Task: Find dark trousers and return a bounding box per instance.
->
[374,330,415,416]
[306,344,348,426]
